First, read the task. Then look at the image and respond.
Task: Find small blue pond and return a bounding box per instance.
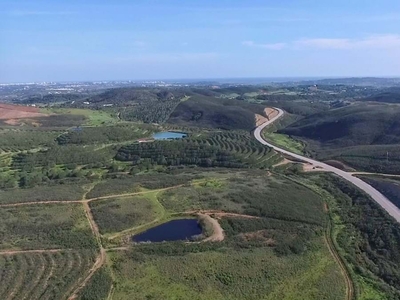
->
[132,219,202,243]
[153,131,187,140]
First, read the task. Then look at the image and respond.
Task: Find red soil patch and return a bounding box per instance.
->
[0,103,46,120]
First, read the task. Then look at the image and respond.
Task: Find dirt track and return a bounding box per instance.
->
[0,184,187,208]
[324,204,354,300]
[68,202,105,300]
[0,249,65,255]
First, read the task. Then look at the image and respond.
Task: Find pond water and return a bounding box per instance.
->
[132,219,202,243]
[153,131,187,140]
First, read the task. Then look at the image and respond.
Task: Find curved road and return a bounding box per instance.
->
[254,108,400,223]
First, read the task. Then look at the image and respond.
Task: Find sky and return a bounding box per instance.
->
[1,0,400,82]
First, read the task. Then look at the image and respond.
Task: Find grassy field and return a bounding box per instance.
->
[86,174,194,199]
[159,173,326,225]
[90,194,164,235]
[261,112,305,155]
[263,132,305,155]
[42,108,119,126]
[0,203,96,250]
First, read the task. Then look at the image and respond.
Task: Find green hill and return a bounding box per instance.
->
[168,95,265,130]
[279,103,400,173]
[281,103,400,147]
[359,91,400,103]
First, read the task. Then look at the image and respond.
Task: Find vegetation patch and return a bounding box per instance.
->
[304,173,400,299]
[168,95,266,130]
[159,173,326,226]
[109,237,344,300]
[56,124,154,145]
[90,194,163,234]
[0,182,87,204]
[0,203,97,250]
[86,174,193,199]
[0,250,96,300]
[77,266,113,300]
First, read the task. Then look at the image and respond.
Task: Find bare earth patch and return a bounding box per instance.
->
[264,107,279,120]
[303,163,326,172]
[273,158,292,168]
[0,103,49,126]
[198,213,224,242]
[255,113,268,126]
[255,108,279,126]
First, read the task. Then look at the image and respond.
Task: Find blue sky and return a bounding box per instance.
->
[1,0,400,82]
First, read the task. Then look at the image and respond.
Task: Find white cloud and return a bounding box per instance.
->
[242,41,286,50]
[243,35,400,51]
[295,35,400,50]
[110,52,218,64]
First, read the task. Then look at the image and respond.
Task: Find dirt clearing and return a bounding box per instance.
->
[255,113,268,126]
[264,107,279,120]
[0,103,47,125]
[198,213,224,242]
[255,108,279,126]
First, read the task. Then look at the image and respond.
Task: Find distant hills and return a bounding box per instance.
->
[358,89,400,103]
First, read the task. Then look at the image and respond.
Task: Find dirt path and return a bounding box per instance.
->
[68,202,106,300]
[83,202,102,245]
[183,210,260,220]
[272,158,292,168]
[0,184,186,208]
[324,203,354,300]
[86,184,186,202]
[0,200,83,208]
[0,249,65,255]
[68,249,106,300]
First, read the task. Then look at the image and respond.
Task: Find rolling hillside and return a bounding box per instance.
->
[279,103,400,173]
[359,90,400,103]
[281,103,400,147]
[168,95,265,130]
